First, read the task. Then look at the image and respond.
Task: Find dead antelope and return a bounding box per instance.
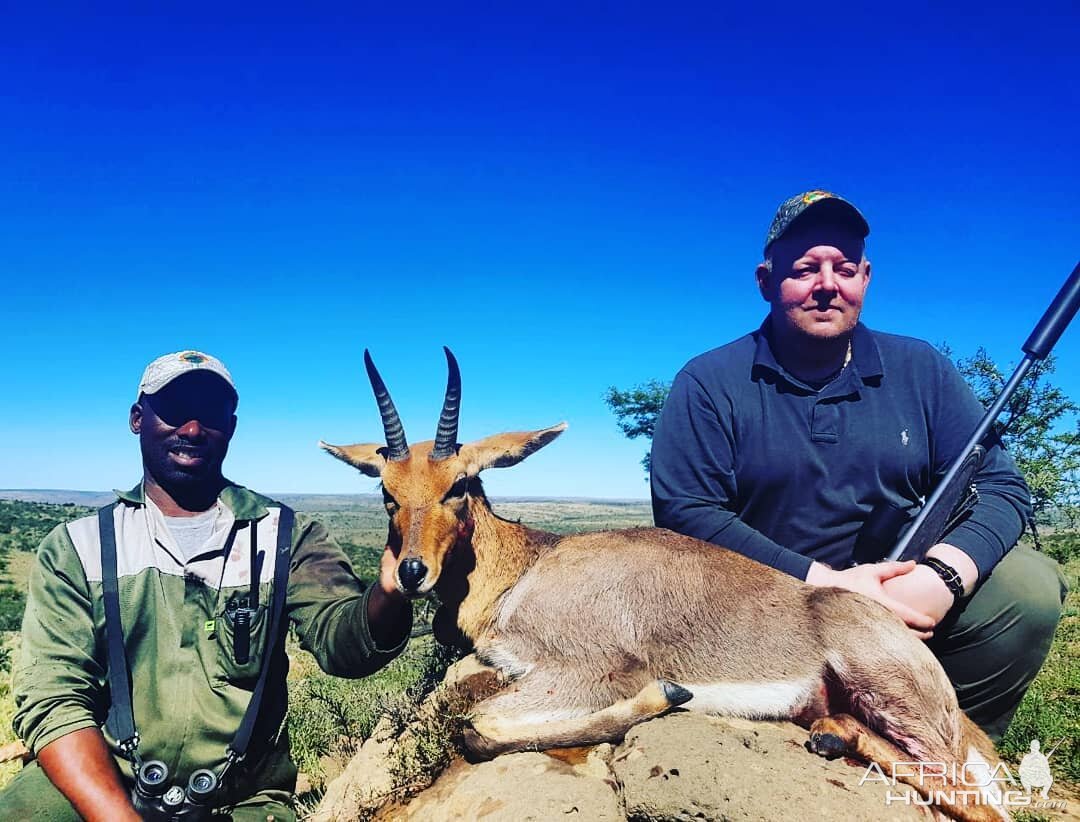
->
[320,349,1011,822]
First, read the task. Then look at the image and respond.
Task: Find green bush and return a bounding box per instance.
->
[286,635,460,791]
[0,588,26,633]
[1040,532,1080,565]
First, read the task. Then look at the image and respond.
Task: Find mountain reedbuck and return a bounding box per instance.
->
[320,349,1010,822]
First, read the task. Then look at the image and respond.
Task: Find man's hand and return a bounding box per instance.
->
[377,543,401,596]
[880,563,955,629]
[366,545,412,650]
[806,560,938,639]
[881,542,979,630]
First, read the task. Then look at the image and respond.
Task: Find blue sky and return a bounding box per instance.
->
[2,2,1078,499]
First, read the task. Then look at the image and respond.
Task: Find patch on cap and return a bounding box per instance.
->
[137,350,237,400]
[764,189,869,255]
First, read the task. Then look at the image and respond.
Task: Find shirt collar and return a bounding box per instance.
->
[114,480,272,522]
[752,318,884,385]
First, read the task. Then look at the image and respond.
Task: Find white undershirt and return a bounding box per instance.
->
[162,507,220,562]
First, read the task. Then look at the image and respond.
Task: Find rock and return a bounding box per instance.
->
[311,716,398,822]
[401,753,623,821]
[315,656,941,821]
[612,712,927,821]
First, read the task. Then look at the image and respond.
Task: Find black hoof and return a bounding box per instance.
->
[460,728,499,762]
[659,680,693,707]
[807,731,849,760]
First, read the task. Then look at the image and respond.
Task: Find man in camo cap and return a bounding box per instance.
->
[651,190,1068,741]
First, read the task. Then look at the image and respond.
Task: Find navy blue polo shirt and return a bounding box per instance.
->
[650,321,1030,582]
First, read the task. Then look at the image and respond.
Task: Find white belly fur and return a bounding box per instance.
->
[679,680,816,719]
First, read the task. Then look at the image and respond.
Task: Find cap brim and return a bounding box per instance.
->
[792,197,869,238]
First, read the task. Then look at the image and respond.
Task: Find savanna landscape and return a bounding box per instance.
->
[0,492,1076,819]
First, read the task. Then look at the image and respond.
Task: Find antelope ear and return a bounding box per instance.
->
[460,423,567,474]
[318,441,387,477]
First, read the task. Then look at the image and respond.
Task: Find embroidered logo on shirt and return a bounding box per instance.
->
[900,429,910,446]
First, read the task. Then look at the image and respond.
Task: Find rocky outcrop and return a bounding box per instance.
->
[315,658,936,821]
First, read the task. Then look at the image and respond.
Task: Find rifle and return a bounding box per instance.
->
[875,261,1080,563]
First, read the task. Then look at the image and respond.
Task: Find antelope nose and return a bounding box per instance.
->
[398,558,428,593]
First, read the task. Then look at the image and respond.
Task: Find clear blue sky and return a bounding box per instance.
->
[2,2,1078,499]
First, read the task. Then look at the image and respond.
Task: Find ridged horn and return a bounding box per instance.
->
[364,350,409,461]
[429,346,461,461]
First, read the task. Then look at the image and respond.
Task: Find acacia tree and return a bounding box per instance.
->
[606,348,1080,524]
[603,381,670,476]
[946,348,1080,528]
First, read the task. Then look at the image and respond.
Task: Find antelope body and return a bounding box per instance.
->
[321,349,1010,822]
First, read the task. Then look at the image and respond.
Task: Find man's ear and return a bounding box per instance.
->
[458,423,567,475]
[130,402,143,435]
[319,441,387,478]
[755,263,773,301]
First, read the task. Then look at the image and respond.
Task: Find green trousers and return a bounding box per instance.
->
[0,760,296,821]
[928,544,1069,741]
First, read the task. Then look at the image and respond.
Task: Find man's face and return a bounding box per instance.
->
[130,371,237,490]
[757,222,871,341]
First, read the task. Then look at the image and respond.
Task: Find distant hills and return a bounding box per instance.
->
[0,490,650,507]
[0,490,117,507]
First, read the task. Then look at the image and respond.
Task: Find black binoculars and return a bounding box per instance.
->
[131,760,219,821]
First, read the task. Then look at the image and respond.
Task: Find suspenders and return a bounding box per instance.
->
[98,501,295,772]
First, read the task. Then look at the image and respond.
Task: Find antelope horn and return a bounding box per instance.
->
[364,350,409,461]
[430,346,461,461]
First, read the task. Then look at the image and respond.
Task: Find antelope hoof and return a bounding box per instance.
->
[807,731,849,759]
[658,679,693,708]
[460,726,505,762]
[807,717,855,760]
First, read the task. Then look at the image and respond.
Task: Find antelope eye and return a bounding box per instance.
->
[382,488,399,509]
[442,476,468,502]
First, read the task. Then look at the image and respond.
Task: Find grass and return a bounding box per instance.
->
[998,533,1080,783]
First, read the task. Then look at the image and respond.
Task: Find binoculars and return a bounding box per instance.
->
[131,759,219,821]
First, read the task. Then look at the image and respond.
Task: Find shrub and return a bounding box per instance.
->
[0,588,26,633]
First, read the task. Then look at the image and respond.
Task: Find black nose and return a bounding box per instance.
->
[398,558,428,592]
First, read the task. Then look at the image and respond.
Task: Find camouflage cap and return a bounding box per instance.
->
[137,350,237,401]
[763,189,869,255]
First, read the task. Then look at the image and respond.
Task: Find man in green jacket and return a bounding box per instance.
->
[2,350,413,821]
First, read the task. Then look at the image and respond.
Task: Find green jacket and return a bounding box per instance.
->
[12,482,408,802]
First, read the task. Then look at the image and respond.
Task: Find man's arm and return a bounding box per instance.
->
[286,514,412,677]
[14,526,115,752]
[922,355,1031,583]
[650,369,815,579]
[880,353,1032,627]
[37,729,139,822]
[12,523,140,815]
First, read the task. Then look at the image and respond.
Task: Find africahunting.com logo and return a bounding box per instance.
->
[859,738,1068,812]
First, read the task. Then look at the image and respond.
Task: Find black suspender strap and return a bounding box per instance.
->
[249,522,260,610]
[224,504,294,769]
[99,503,141,761]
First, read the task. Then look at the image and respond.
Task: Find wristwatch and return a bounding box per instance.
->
[920,556,966,603]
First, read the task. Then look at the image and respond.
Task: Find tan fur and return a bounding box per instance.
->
[323,395,1009,821]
